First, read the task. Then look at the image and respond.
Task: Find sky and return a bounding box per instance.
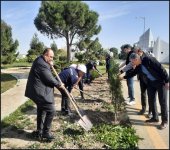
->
[1,1,169,54]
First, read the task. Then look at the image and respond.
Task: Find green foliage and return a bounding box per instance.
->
[27,54,37,63]
[92,124,140,149]
[1,20,19,64]
[51,41,58,60]
[108,58,124,122]
[75,52,84,63]
[76,37,104,62]
[34,1,101,62]
[90,70,100,80]
[26,33,45,62]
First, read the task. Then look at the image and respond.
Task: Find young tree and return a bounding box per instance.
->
[34,1,101,62]
[1,20,19,64]
[27,33,45,62]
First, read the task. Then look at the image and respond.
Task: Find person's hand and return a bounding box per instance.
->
[118,75,124,80]
[117,72,121,76]
[73,84,78,89]
[58,83,65,89]
[164,83,169,90]
[49,61,54,66]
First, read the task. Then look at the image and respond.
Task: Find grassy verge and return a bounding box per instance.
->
[1,62,32,69]
[1,100,34,129]
[1,73,17,94]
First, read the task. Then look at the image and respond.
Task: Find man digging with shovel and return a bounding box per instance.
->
[56,64,87,116]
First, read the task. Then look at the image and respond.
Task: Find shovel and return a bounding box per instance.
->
[51,65,93,131]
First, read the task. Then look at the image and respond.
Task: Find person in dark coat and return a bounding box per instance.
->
[118,47,156,117]
[133,47,156,117]
[119,53,169,130]
[105,54,111,79]
[57,64,87,115]
[84,61,101,85]
[25,48,63,141]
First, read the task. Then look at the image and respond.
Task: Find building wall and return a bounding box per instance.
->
[153,38,169,63]
[136,28,169,63]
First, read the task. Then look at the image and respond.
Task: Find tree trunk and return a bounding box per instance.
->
[66,37,71,63]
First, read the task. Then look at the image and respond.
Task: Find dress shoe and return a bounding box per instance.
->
[31,130,42,138]
[158,122,168,130]
[41,132,55,141]
[145,118,159,123]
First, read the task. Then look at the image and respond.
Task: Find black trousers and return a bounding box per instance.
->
[147,80,168,122]
[36,103,55,134]
[57,86,71,112]
[139,79,153,113]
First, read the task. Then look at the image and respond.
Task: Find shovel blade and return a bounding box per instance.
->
[77,115,93,131]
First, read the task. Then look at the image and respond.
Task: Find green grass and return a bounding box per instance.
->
[1,62,32,69]
[97,65,106,74]
[1,73,17,93]
[1,100,34,129]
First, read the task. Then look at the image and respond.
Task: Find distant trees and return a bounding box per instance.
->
[75,37,104,62]
[34,1,101,62]
[26,33,45,62]
[1,20,19,64]
[50,41,58,60]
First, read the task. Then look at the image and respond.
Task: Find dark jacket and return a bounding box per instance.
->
[25,55,61,105]
[58,67,78,91]
[124,56,169,84]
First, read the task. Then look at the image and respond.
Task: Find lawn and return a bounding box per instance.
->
[1,62,32,69]
[1,73,17,94]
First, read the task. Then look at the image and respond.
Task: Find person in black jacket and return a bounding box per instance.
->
[119,44,135,105]
[105,54,111,80]
[119,53,169,130]
[133,47,156,117]
[84,61,101,85]
[25,48,64,141]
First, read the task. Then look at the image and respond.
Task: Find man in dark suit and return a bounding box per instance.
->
[25,48,64,141]
[119,53,169,129]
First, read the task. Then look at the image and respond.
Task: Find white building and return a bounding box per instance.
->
[136,28,169,63]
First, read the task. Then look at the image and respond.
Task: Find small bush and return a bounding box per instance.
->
[92,124,140,149]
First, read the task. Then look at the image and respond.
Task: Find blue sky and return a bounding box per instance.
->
[1,1,169,54]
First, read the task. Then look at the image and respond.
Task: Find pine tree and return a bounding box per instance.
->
[1,20,19,64]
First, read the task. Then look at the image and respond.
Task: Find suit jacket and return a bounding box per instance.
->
[25,55,61,105]
[124,56,169,84]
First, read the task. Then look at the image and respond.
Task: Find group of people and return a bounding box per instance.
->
[25,45,169,142]
[118,44,169,130]
[25,48,102,141]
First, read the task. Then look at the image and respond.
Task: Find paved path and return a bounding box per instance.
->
[1,67,30,120]
[121,69,169,149]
